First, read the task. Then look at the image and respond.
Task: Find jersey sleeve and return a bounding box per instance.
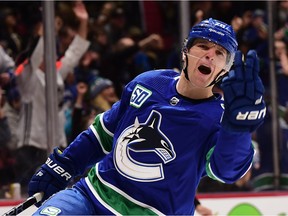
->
[205,128,254,184]
[62,81,133,175]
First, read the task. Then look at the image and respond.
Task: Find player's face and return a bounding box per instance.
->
[186,39,228,88]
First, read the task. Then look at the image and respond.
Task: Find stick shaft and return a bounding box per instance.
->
[2,192,43,216]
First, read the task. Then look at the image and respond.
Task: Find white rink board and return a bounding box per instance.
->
[196,192,288,216]
[1,192,288,215]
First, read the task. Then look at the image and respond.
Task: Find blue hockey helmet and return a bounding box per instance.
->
[183,18,238,72]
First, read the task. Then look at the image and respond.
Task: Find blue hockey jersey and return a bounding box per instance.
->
[64,69,254,215]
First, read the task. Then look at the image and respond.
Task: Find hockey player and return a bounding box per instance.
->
[28,18,266,215]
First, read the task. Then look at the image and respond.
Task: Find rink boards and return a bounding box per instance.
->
[0,191,288,215]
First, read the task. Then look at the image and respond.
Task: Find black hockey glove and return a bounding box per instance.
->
[220,50,266,133]
[28,148,76,207]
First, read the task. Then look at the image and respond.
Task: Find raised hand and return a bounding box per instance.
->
[73,1,88,22]
[220,50,266,132]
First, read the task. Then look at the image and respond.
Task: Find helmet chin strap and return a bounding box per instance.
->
[183,54,190,81]
[206,69,227,87]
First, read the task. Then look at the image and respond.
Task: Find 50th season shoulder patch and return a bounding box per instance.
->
[130,84,152,108]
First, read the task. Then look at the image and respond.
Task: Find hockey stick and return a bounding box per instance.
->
[2,192,43,216]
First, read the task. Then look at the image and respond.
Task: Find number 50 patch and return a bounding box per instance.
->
[130,84,152,108]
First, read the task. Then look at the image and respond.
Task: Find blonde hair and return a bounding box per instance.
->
[91,95,112,111]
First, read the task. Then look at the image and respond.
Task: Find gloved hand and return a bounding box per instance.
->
[28,148,75,207]
[220,50,266,132]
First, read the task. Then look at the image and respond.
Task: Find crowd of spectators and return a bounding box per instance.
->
[0,1,287,199]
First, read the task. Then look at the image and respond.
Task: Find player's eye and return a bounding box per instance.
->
[197,44,209,50]
[216,50,225,56]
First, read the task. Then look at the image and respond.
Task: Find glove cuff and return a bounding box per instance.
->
[221,104,266,133]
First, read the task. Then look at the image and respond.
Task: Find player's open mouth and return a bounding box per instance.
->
[198,65,211,75]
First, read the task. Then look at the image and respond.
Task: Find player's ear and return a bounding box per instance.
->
[181,51,187,69]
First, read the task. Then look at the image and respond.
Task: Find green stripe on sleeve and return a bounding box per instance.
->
[205,146,225,183]
[92,114,113,152]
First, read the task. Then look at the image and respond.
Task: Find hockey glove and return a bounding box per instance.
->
[220,50,266,133]
[28,148,76,207]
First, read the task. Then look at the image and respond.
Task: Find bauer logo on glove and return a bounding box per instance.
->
[235,95,266,120]
[45,157,73,181]
[28,148,75,207]
[220,50,266,132]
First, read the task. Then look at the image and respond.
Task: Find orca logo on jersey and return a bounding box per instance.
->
[114,110,176,182]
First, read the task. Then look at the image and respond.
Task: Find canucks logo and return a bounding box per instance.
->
[114,110,176,182]
[130,84,152,108]
[40,206,61,215]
